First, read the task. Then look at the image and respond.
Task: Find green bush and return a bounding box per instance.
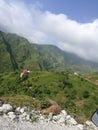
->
[83,91,90,98]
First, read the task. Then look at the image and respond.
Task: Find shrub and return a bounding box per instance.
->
[83,91,90,98]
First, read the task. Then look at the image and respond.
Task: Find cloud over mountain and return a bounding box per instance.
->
[0,0,98,62]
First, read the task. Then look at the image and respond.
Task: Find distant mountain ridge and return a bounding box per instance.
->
[0,31,98,73]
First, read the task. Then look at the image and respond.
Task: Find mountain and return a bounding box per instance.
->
[0,31,98,73]
[0,31,98,123]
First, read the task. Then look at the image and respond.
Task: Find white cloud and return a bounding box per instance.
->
[0,0,98,62]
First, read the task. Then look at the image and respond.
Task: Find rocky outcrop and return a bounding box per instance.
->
[0,103,97,130]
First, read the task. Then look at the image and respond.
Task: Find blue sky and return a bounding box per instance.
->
[0,0,98,62]
[22,0,98,23]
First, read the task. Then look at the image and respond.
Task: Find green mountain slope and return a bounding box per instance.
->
[0,71,98,122]
[0,31,98,73]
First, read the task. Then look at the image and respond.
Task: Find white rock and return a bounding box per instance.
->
[2,104,13,113]
[86,120,98,130]
[53,115,59,121]
[0,107,3,112]
[77,124,84,130]
[15,107,27,114]
[26,114,30,121]
[20,107,27,113]
[58,117,66,126]
[39,114,45,120]
[56,110,67,125]
[20,112,27,120]
[7,112,16,120]
[66,115,71,120]
[0,105,95,130]
[60,110,67,117]
[68,117,77,125]
[16,107,21,112]
[86,120,94,126]
[65,115,77,126]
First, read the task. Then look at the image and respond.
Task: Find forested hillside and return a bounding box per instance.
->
[0,31,98,73]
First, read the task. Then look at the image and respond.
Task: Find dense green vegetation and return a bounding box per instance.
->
[1,31,98,73]
[0,31,98,124]
[0,71,98,123]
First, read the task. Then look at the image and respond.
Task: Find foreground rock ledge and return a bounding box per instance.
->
[0,103,97,130]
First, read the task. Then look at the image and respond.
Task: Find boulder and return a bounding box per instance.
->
[0,104,13,113]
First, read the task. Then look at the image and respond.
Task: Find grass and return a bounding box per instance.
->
[0,71,98,123]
